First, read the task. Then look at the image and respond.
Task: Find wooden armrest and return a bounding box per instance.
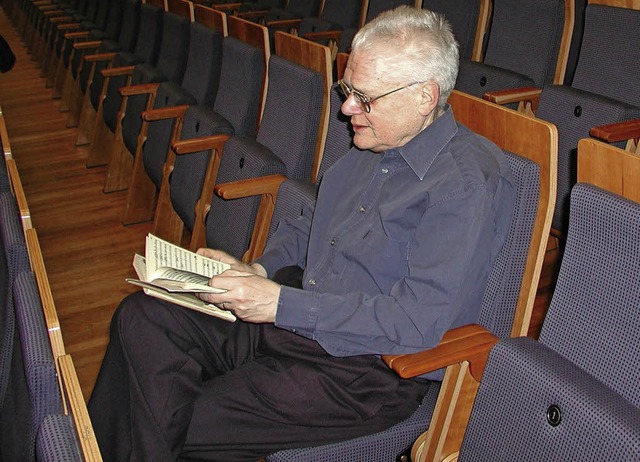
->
[267,18,302,29]
[57,22,81,30]
[5,158,31,227]
[49,15,72,22]
[101,65,135,78]
[212,2,242,10]
[57,355,103,462]
[236,10,269,20]
[172,135,231,155]
[64,30,89,40]
[214,174,287,200]
[142,104,190,122]
[73,40,102,50]
[301,30,343,42]
[83,51,117,63]
[382,324,498,382]
[483,86,542,106]
[39,5,59,11]
[590,119,640,143]
[119,82,160,97]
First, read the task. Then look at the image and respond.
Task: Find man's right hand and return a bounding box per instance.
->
[196,248,267,278]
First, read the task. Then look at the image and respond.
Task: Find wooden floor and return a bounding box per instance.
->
[0,8,560,402]
[0,8,153,400]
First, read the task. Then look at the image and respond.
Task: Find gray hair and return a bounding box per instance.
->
[351,6,459,107]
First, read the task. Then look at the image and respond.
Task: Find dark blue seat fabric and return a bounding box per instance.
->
[421,0,482,60]
[36,414,83,462]
[84,0,140,103]
[455,0,566,97]
[0,192,31,412]
[12,271,65,462]
[534,3,640,234]
[143,34,262,191]
[99,1,163,133]
[120,9,191,155]
[458,183,640,461]
[201,55,324,259]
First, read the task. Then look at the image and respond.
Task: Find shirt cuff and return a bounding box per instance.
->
[274,285,318,337]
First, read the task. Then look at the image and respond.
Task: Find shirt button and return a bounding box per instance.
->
[330,239,336,246]
[308,279,316,285]
[359,206,366,213]
[381,168,389,174]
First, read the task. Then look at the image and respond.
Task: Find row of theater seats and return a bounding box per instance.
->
[0,108,101,460]
[3,0,640,460]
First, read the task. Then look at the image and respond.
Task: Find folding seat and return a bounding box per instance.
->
[34,0,89,80]
[283,0,367,55]
[1,271,64,462]
[454,0,573,103]
[99,0,193,191]
[51,0,113,97]
[83,0,164,168]
[122,12,268,228]
[58,0,125,117]
[252,0,323,49]
[419,0,490,61]
[36,414,82,462]
[414,177,640,461]
[74,0,141,146]
[153,31,331,254]
[485,0,640,237]
[365,0,416,23]
[0,192,31,415]
[44,0,101,92]
[263,91,557,462]
[214,83,353,263]
[37,354,102,462]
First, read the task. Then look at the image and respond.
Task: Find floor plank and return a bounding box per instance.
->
[0,9,152,400]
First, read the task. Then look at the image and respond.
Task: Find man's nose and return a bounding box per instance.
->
[341,94,363,116]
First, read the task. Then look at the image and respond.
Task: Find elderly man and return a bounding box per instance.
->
[88,6,514,461]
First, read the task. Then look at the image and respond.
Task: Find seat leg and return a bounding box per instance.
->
[152,184,185,246]
[122,149,158,225]
[86,118,114,167]
[104,141,133,193]
[76,95,97,146]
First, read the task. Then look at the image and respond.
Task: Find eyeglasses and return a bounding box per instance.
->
[338,79,426,113]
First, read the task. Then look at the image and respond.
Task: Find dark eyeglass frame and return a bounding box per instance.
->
[338,79,427,113]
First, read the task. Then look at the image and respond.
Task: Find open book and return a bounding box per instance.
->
[126,234,236,322]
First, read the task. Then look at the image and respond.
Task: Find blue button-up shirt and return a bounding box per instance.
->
[256,106,515,358]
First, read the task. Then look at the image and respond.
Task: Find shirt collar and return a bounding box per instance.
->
[393,104,458,180]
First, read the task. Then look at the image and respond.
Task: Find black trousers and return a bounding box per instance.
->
[88,291,429,462]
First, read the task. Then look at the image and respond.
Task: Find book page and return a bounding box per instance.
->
[146,234,230,278]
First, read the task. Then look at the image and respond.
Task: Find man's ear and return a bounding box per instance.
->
[418,82,439,116]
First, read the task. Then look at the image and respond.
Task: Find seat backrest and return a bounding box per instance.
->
[200,33,331,258]
[266,31,331,183]
[117,0,141,54]
[131,1,163,66]
[421,0,490,61]
[0,191,31,411]
[244,83,354,262]
[36,414,82,462]
[569,1,640,107]
[13,271,65,461]
[449,90,557,337]
[366,0,415,23]
[148,8,191,85]
[174,13,224,108]
[483,0,572,87]
[458,182,640,461]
